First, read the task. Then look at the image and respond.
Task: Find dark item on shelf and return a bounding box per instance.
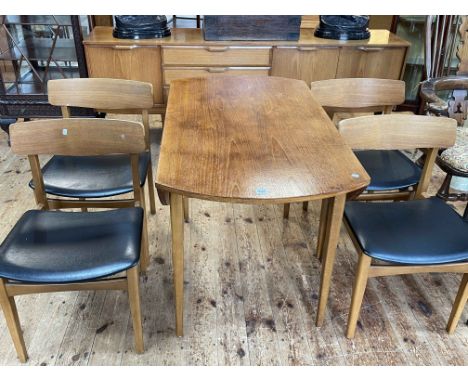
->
[314,15,370,40]
[113,15,171,39]
[203,16,301,41]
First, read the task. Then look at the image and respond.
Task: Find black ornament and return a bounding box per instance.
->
[113,15,171,39]
[314,15,370,40]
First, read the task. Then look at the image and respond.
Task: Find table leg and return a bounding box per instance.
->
[316,194,346,327]
[316,198,331,260]
[170,193,184,336]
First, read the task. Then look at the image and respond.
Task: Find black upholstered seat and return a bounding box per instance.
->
[0,208,144,283]
[354,150,421,191]
[345,198,468,265]
[29,152,150,198]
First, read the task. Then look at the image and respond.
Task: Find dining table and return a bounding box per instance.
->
[155,75,370,336]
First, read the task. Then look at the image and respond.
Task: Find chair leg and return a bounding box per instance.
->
[283,203,290,219]
[183,197,190,223]
[316,198,330,260]
[146,165,156,215]
[346,254,372,339]
[446,273,468,334]
[127,266,144,354]
[139,186,150,274]
[0,278,28,362]
[302,201,309,212]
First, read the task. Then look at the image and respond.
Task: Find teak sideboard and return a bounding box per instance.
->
[83,27,410,115]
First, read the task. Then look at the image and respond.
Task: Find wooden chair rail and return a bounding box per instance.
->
[10,119,146,156]
[338,114,457,150]
[5,277,128,297]
[310,78,405,109]
[48,78,154,110]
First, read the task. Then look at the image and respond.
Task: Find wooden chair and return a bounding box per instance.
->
[329,114,467,338]
[283,78,408,219]
[420,75,468,202]
[1,118,147,362]
[45,78,157,215]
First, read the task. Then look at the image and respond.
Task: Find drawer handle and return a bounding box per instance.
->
[206,46,229,52]
[298,46,318,51]
[357,47,384,52]
[113,45,137,50]
[207,68,228,73]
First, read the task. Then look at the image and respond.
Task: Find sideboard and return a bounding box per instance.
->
[83,27,410,115]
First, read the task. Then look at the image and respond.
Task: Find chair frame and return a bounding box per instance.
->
[283,78,407,220]
[2,118,148,362]
[47,78,158,215]
[318,114,467,338]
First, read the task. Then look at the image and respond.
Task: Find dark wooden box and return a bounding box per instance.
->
[203,16,301,41]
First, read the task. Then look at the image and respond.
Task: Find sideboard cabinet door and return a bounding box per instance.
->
[336,47,407,79]
[85,46,164,105]
[271,46,340,85]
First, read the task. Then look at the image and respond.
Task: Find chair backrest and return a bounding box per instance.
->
[420,75,468,126]
[310,78,405,117]
[338,114,457,197]
[10,118,146,209]
[48,78,154,111]
[338,114,457,150]
[48,78,153,149]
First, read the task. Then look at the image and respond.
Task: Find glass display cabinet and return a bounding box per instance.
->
[0,15,92,135]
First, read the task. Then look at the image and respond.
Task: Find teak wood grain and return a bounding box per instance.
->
[309,78,405,110]
[155,76,370,204]
[48,78,154,110]
[338,114,457,150]
[10,118,146,156]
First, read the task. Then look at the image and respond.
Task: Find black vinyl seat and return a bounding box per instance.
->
[29,152,150,198]
[345,197,468,265]
[0,208,144,284]
[354,150,422,191]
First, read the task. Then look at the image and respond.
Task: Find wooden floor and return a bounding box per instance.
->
[0,115,467,366]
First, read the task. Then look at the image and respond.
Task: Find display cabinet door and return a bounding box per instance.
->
[85,45,163,105]
[336,47,407,79]
[271,46,340,85]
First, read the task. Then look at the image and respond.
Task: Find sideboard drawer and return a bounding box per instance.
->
[162,46,272,66]
[163,67,270,85]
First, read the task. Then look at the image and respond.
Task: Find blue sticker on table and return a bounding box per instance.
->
[256,187,268,196]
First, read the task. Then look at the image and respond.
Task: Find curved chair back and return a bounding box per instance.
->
[339,114,457,197]
[10,118,146,209]
[310,78,405,118]
[420,75,468,126]
[338,114,457,150]
[48,78,154,111]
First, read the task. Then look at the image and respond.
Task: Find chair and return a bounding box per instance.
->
[45,78,157,215]
[1,118,147,362]
[283,78,409,220]
[330,114,467,338]
[420,75,468,202]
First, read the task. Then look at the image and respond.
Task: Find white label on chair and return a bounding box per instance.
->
[62,128,68,136]
[351,173,360,179]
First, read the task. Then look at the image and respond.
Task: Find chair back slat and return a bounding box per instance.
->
[338,114,457,150]
[10,118,146,156]
[310,78,405,111]
[48,78,154,110]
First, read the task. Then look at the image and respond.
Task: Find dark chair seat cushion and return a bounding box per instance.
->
[345,198,468,265]
[29,152,150,198]
[355,150,421,191]
[0,208,143,283]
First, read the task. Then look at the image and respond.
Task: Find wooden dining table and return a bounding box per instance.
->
[155,76,370,336]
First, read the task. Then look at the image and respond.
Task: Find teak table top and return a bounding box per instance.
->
[156,76,369,203]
